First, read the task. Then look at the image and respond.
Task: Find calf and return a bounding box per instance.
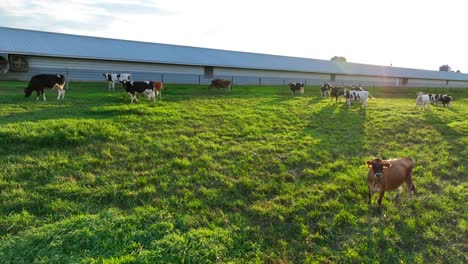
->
[415,92,430,110]
[288,82,305,96]
[103,73,132,92]
[345,89,368,108]
[122,81,158,103]
[208,78,232,93]
[320,82,332,97]
[24,74,66,101]
[366,157,416,209]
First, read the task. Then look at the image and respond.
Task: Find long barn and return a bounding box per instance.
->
[1,26,468,88]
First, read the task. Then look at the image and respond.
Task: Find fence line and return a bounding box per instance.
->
[2,68,467,88]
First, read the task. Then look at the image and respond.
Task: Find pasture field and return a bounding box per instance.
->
[0,81,466,263]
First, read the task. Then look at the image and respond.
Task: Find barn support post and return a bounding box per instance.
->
[161,73,164,83]
[231,76,234,88]
[259,78,262,87]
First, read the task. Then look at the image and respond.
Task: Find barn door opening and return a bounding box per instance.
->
[204,66,214,78]
[0,55,8,75]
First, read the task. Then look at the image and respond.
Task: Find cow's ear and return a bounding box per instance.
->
[366,161,372,167]
[383,162,392,168]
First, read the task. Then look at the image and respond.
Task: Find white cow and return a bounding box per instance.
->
[415,92,430,110]
[345,90,369,109]
[103,73,132,92]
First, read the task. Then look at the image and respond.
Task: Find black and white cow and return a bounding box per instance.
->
[103,73,132,92]
[330,86,345,102]
[346,89,369,108]
[288,82,304,96]
[24,74,66,101]
[437,95,452,107]
[415,92,430,110]
[320,82,332,97]
[122,81,158,103]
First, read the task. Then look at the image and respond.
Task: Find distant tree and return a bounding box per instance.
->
[331,56,347,62]
[439,65,451,71]
[456,70,461,73]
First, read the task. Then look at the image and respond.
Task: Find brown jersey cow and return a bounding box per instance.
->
[366,157,416,209]
[208,79,232,93]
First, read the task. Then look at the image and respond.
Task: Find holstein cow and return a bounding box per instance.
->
[320,82,332,97]
[208,79,232,93]
[345,89,369,108]
[415,92,430,110]
[366,157,416,209]
[103,73,132,92]
[122,81,159,103]
[351,86,375,99]
[288,82,305,96]
[330,86,345,102]
[24,74,66,101]
[437,94,452,107]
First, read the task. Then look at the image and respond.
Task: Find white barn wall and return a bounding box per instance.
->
[2,55,468,88]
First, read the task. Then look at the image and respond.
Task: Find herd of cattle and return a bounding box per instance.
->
[23,73,453,110]
[20,73,458,209]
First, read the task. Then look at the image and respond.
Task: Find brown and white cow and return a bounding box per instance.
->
[152,81,164,99]
[208,78,232,93]
[366,157,416,209]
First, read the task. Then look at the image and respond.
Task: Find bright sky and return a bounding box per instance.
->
[1,0,467,72]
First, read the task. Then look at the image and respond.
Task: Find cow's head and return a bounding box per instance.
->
[366,158,391,178]
[103,73,111,81]
[24,87,33,97]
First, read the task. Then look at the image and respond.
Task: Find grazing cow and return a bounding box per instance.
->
[438,94,452,107]
[103,73,132,92]
[208,78,232,93]
[345,89,368,108]
[122,81,159,103]
[320,82,332,97]
[24,74,66,101]
[427,94,446,105]
[351,86,375,99]
[415,92,430,110]
[366,157,416,209]
[330,86,345,102]
[288,82,305,96]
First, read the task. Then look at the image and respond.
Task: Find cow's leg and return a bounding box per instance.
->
[128,92,134,103]
[395,186,402,200]
[300,88,304,96]
[42,90,46,101]
[368,186,372,204]
[36,90,40,100]
[377,190,385,209]
[406,173,416,201]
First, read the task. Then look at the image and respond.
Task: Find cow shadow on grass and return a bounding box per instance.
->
[222,101,370,261]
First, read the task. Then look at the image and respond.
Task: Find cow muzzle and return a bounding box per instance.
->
[375,172,382,178]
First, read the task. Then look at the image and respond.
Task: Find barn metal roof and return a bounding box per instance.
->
[1,26,468,81]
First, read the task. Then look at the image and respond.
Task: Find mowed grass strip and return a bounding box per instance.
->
[0,81,466,263]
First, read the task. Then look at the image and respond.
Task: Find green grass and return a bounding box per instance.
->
[0,81,467,263]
